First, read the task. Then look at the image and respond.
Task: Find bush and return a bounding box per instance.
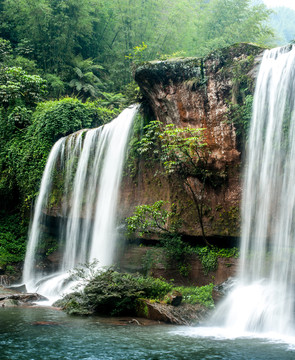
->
[28,97,117,143]
[2,98,118,209]
[57,268,173,316]
[195,246,239,275]
[174,284,214,308]
[0,212,28,267]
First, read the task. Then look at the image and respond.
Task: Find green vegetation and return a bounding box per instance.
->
[1,97,117,212]
[126,201,239,276]
[132,120,226,244]
[195,246,239,275]
[126,200,181,237]
[55,266,215,316]
[193,0,274,56]
[0,212,28,268]
[0,0,278,270]
[270,7,295,45]
[126,200,194,275]
[0,0,275,95]
[55,267,174,316]
[224,54,257,150]
[175,284,215,308]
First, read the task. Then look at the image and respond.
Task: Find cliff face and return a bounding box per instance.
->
[120,43,264,240]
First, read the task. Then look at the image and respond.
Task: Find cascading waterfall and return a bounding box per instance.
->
[212,45,295,336]
[23,105,138,301]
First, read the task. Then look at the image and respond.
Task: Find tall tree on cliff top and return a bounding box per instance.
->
[92,0,195,88]
[192,0,273,56]
[0,0,273,91]
[0,0,103,74]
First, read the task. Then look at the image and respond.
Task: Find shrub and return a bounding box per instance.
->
[0,212,28,267]
[57,268,173,316]
[195,246,239,275]
[2,98,117,208]
[175,284,214,308]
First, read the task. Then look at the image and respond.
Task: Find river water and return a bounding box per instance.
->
[1,307,295,360]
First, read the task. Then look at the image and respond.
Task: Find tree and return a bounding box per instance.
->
[192,0,273,56]
[69,55,104,101]
[159,124,211,245]
[269,7,295,45]
[137,120,212,245]
[0,0,274,92]
[0,0,98,74]
[0,66,46,109]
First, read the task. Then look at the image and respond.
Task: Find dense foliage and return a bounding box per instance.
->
[0,97,117,211]
[174,284,214,308]
[55,267,174,316]
[0,0,275,94]
[133,120,217,243]
[55,267,215,316]
[270,7,295,45]
[0,212,28,269]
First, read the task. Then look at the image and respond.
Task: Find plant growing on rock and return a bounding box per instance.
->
[56,266,173,316]
[126,200,194,274]
[126,200,181,237]
[136,120,214,244]
[174,283,214,308]
[159,124,211,244]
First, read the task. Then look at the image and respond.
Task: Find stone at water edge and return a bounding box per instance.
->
[136,298,210,325]
[0,290,48,307]
[163,290,183,306]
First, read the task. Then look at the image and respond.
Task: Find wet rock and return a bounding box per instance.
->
[164,290,182,306]
[213,277,236,304]
[121,43,264,239]
[0,287,48,307]
[136,298,210,325]
[0,275,11,287]
[8,284,27,293]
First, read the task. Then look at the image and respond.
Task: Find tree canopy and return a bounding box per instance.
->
[0,0,275,93]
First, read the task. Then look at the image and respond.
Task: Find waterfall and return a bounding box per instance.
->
[23,105,138,301]
[212,45,295,335]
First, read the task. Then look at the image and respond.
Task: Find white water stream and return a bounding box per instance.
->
[212,45,295,336]
[23,105,138,301]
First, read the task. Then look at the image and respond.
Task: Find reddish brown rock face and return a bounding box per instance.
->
[119,43,264,239]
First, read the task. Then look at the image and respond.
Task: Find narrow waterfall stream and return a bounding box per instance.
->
[23,105,138,301]
[212,45,295,336]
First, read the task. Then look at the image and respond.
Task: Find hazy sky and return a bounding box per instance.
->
[263,0,295,10]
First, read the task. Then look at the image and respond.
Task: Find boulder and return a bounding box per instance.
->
[136,298,210,325]
[0,287,48,307]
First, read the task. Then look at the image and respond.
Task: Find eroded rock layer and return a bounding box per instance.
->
[119,43,263,239]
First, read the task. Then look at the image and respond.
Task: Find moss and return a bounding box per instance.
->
[136,298,150,318]
[135,43,263,88]
[214,205,240,237]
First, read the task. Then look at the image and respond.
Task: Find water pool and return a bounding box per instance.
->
[1,307,295,360]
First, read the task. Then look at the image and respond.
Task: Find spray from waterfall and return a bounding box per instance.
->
[212,45,295,335]
[23,105,138,300]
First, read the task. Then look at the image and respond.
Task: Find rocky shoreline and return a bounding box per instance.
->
[0,284,219,325]
[0,286,48,307]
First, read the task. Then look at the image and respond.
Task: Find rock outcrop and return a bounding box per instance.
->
[120,43,264,239]
[136,298,209,325]
[119,245,239,287]
[0,286,47,307]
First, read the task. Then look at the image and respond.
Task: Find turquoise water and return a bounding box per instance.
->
[1,307,295,360]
